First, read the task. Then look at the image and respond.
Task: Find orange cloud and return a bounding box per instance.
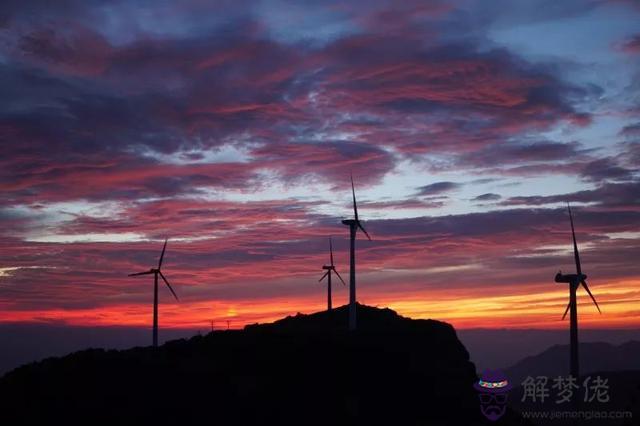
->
[1,279,638,331]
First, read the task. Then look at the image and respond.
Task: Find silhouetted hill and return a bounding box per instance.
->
[505,341,640,386]
[0,304,529,425]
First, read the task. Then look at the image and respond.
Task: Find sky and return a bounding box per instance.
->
[1,0,639,336]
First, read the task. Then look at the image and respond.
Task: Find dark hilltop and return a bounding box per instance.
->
[0,304,529,425]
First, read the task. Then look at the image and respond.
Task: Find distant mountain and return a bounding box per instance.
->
[505,341,640,386]
[505,342,640,426]
[0,304,529,426]
[456,329,640,372]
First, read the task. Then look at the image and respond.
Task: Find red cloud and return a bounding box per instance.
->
[616,34,640,54]
[14,24,113,76]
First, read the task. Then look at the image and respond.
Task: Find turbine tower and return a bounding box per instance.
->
[319,237,346,310]
[128,238,179,347]
[554,204,601,379]
[341,174,371,330]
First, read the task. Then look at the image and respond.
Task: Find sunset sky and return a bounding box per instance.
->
[1,0,639,334]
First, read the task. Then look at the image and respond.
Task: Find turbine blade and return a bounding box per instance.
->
[329,237,334,266]
[159,271,179,301]
[319,271,329,282]
[128,270,153,276]
[158,238,168,269]
[581,280,602,314]
[567,204,582,276]
[358,222,372,241]
[334,268,346,286]
[561,301,571,320]
[351,173,359,222]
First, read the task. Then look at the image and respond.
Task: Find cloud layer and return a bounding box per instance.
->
[1,0,639,330]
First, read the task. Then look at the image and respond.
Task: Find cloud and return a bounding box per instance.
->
[415,181,461,196]
[455,140,592,170]
[619,141,640,168]
[619,123,640,138]
[473,193,501,202]
[0,0,604,209]
[501,181,640,208]
[616,33,640,54]
[250,140,395,186]
[579,157,636,183]
[359,198,446,210]
[14,24,113,76]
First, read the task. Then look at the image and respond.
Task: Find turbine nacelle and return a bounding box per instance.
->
[555,272,587,284]
[319,265,345,285]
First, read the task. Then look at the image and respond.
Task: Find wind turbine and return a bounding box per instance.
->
[319,237,346,310]
[554,204,601,379]
[128,238,179,347]
[341,174,371,330]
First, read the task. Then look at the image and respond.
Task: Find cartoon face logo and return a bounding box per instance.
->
[474,369,512,421]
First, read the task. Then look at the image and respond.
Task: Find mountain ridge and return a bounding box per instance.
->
[0,304,529,425]
[505,340,640,386]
